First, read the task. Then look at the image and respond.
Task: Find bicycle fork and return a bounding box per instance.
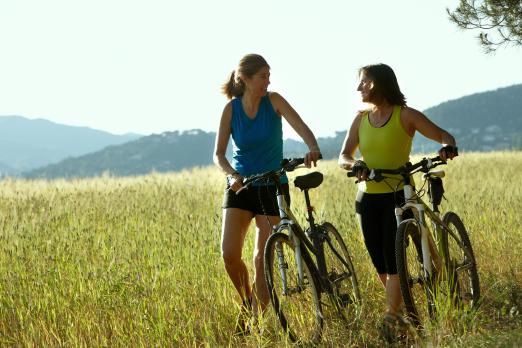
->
[274,227,305,296]
[275,191,307,295]
[396,201,440,280]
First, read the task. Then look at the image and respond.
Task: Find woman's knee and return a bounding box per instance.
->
[221,245,241,267]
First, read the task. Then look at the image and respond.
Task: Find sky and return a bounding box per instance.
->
[1,0,521,140]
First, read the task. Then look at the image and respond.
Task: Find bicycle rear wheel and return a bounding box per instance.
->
[396,219,435,328]
[264,230,323,345]
[441,212,480,309]
[321,222,361,324]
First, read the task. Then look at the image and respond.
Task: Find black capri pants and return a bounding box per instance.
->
[355,190,412,275]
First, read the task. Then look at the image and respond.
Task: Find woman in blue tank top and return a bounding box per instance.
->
[213,54,321,334]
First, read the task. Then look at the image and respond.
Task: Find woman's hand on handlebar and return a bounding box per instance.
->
[304,150,322,168]
[351,160,369,181]
[438,145,459,162]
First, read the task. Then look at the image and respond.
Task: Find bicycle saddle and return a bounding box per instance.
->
[294,171,323,190]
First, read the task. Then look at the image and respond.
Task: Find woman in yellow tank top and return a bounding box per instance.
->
[338,64,457,338]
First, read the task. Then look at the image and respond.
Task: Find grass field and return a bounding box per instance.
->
[0,152,521,346]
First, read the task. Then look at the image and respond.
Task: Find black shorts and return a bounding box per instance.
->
[222,184,290,216]
[355,190,413,275]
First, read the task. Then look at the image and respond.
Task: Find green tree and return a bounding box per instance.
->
[447,0,522,53]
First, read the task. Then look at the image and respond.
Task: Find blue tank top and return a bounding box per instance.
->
[230,94,288,184]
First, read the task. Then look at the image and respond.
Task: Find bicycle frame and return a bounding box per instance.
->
[241,161,345,298]
[362,156,474,282]
[395,183,444,279]
[273,181,323,294]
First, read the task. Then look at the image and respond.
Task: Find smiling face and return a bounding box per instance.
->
[357,72,374,103]
[356,64,406,107]
[243,66,270,98]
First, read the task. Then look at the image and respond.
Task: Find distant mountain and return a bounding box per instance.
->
[0,116,141,175]
[20,84,522,179]
[24,130,217,179]
[414,84,522,153]
[0,161,16,178]
[23,129,334,179]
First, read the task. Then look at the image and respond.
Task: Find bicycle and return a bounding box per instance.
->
[348,153,480,330]
[239,158,361,345]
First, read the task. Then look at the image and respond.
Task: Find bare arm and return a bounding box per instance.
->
[401,107,456,145]
[401,107,457,160]
[269,92,321,167]
[213,102,243,191]
[338,112,363,170]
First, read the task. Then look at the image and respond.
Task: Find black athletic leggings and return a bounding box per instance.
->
[355,190,412,275]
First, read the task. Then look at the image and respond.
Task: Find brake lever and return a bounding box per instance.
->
[284,159,303,172]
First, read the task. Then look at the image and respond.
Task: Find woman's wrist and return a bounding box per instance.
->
[227,171,241,179]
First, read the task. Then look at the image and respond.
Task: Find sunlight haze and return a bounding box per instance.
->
[1,0,521,140]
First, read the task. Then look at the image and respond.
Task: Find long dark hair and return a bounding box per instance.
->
[359,64,406,106]
[221,54,270,100]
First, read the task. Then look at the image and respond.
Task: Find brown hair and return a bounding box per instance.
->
[221,54,270,99]
[359,63,406,106]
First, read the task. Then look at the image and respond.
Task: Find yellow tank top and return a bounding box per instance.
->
[358,105,413,193]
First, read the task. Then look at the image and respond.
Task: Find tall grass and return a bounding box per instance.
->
[0,152,520,346]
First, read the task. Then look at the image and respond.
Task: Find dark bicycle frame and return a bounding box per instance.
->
[240,161,354,297]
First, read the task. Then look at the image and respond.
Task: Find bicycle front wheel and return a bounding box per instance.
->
[264,230,323,345]
[321,222,361,324]
[441,212,480,309]
[396,218,435,328]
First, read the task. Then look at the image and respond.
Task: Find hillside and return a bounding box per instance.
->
[0,115,141,175]
[19,84,522,179]
[414,84,522,152]
[23,129,347,179]
[0,161,16,176]
[23,130,216,179]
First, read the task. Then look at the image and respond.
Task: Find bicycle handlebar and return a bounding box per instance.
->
[237,155,322,193]
[347,155,448,182]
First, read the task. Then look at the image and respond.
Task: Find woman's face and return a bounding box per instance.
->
[244,66,270,97]
[357,72,374,103]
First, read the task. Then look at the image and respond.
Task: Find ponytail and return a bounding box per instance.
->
[221,54,269,100]
[221,70,245,100]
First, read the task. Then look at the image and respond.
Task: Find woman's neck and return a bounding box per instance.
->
[368,102,394,127]
[242,91,262,105]
[241,91,262,118]
[370,102,394,118]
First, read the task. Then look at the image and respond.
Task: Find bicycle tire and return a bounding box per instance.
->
[441,212,480,309]
[264,230,323,345]
[320,222,361,324]
[396,218,435,328]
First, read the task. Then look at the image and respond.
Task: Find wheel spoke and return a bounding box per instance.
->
[320,222,361,324]
[396,219,434,328]
[264,232,323,344]
[441,212,480,310]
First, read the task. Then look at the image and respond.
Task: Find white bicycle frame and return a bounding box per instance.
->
[274,191,308,295]
[393,172,445,279]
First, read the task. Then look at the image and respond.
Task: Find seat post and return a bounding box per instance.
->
[303,189,315,226]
